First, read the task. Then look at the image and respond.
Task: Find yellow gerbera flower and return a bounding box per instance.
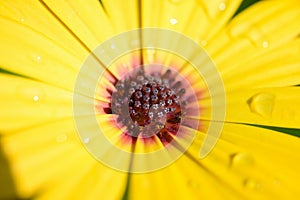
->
[1,0,300,200]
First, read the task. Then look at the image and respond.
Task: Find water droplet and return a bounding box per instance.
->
[159,100,165,106]
[161,92,167,99]
[262,41,269,48]
[187,180,200,189]
[169,18,178,25]
[56,134,67,143]
[148,112,154,118]
[167,99,173,105]
[200,40,207,46]
[219,2,226,11]
[143,95,150,101]
[170,107,176,112]
[83,137,90,144]
[153,104,159,109]
[36,55,42,63]
[135,91,143,98]
[143,103,150,110]
[136,84,142,90]
[134,101,141,107]
[131,39,138,47]
[230,153,255,169]
[111,44,116,49]
[144,87,151,93]
[137,76,144,81]
[147,48,155,55]
[273,178,281,187]
[17,85,45,103]
[99,49,105,54]
[20,17,25,23]
[129,88,135,94]
[33,95,39,102]
[243,179,261,190]
[247,93,275,117]
[158,112,164,117]
[151,95,158,101]
[32,54,42,63]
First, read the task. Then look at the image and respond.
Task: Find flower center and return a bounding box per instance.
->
[110,67,185,141]
[129,79,180,126]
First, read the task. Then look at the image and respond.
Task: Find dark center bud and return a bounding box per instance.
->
[129,80,181,127]
[110,66,185,142]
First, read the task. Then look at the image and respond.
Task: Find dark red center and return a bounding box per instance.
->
[110,70,184,142]
[129,80,180,127]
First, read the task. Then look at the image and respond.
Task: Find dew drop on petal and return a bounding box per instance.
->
[200,40,207,46]
[131,39,138,47]
[218,2,226,11]
[230,152,255,169]
[37,56,41,61]
[243,179,261,190]
[169,18,178,25]
[273,178,281,187]
[187,180,200,189]
[17,86,45,103]
[33,95,39,102]
[147,48,155,55]
[262,41,269,48]
[20,17,25,23]
[56,134,67,143]
[247,93,275,117]
[35,55,41,63]
[83,137,90,144]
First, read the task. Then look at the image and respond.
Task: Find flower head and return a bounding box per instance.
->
[1,0,300,200]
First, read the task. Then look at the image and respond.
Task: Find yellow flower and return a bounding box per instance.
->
[1,0,300,200]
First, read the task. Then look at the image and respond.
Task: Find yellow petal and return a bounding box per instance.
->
[1,118,82,198]
[220,123,300,196]
[224,38,300,90]
[0,17,80,90]
[128,153,238,200]
[101,0,139,32]
[36,163,128,200]
[185,122,300,199]
[219,87,300,128]
[0,74,73,132]
[208,0,300,72]
[142,0,242,45]
[0,0,88,60]
[1,117,129,199]
[41,0,114,50]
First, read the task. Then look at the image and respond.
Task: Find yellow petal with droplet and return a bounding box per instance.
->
[207,0,300,72]
[0,74,74,132]
[223,38,300,90]
[1,117,129,199]
[185,122,300,199]
[0,17,80,90]
[221,123,300,196]
[41,0,114,50]
[142,0,242,44]
[213,87,300,128]
[0,0,88,60]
